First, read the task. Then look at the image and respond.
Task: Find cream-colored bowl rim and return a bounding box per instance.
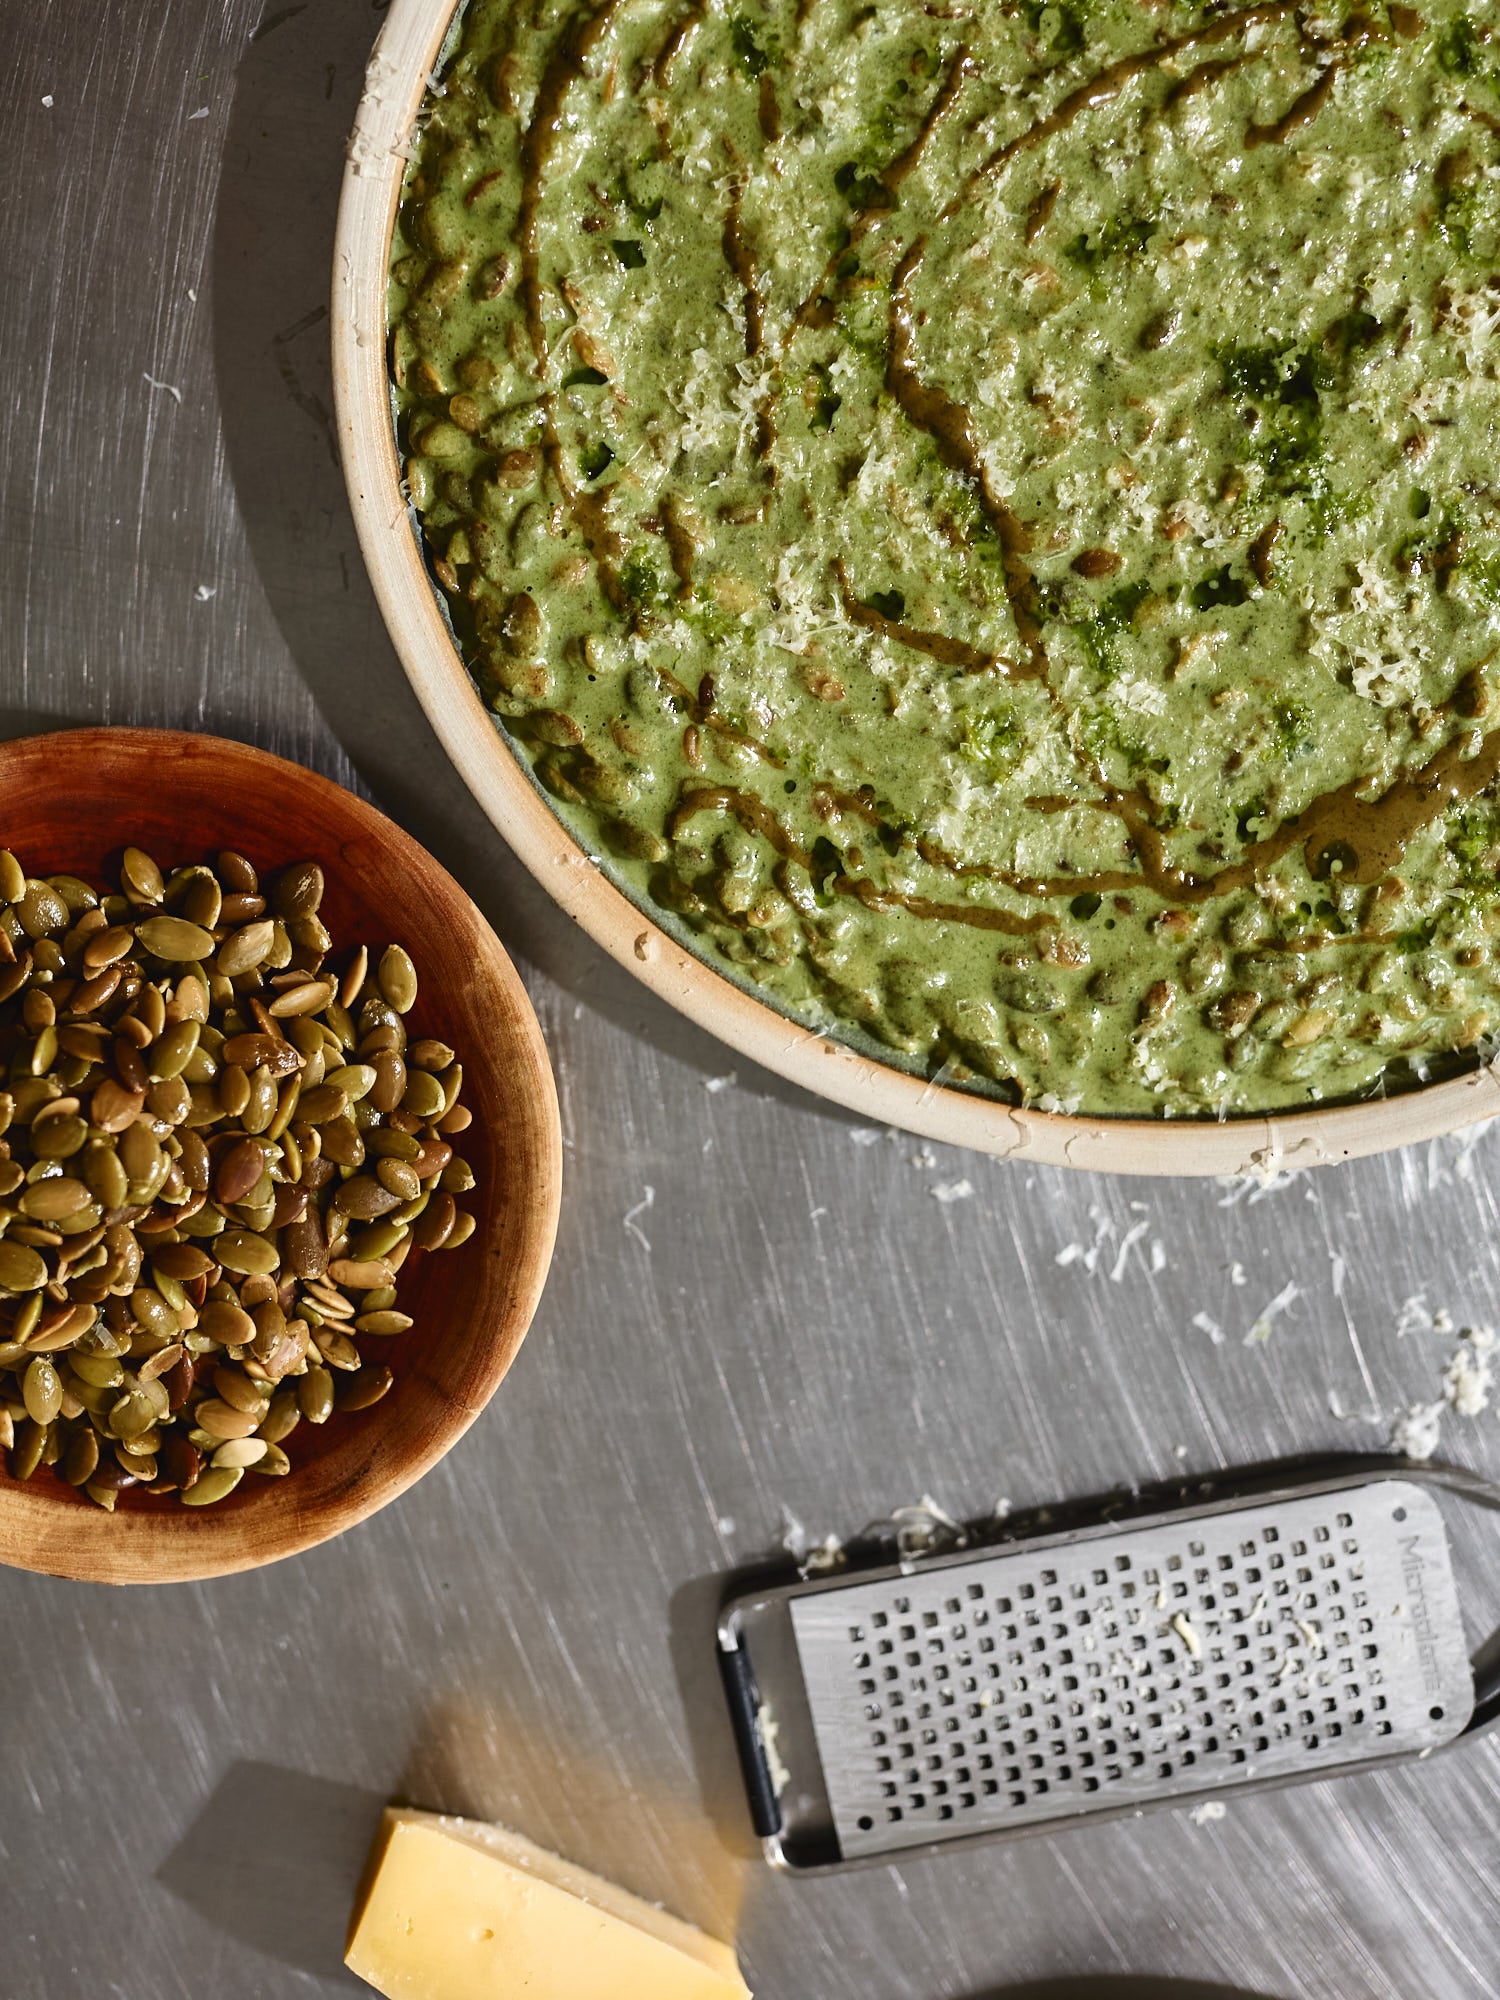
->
[330,0,1500,1177]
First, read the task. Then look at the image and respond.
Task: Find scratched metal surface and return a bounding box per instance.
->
[2,5,1499,1997]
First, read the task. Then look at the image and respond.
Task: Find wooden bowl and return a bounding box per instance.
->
[331,0,1500,1178]
[0,728,561,1584]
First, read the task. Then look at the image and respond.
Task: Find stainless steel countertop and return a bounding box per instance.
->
[3,6,1498,1997]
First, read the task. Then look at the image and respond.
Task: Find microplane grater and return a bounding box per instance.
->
[718,1464,1500,1872]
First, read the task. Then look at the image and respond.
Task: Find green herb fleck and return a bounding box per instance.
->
[730,14,777,75]
[611,238,646,269]
[1075,579,1151,677]
[1437,15,1485,76]
[1446,805,1500,888]
[1270,699,1313,761]
[961,707,1023,775]
[621,553,669,609]
[1065,212,1157,278]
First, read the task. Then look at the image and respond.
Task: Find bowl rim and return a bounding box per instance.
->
[330,0,1500,1178]
[0,726,562,1583]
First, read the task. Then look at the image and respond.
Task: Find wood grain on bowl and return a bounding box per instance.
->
[0,729,561,1584]
[331,0,1500,1177]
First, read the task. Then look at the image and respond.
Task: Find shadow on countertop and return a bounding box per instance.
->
[967,1986,1286,2000]
[157,1760,385,1988]
[205,0,857,1129]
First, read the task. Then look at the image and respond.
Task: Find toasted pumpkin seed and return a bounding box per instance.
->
[212,1436,268,1470]
[0,1242,49,1292]
[180,1465,243,1506]
[137,915,216,962]
[215,1228,280,1277]
[194,1398,261,1441]
[355,1311,414,1336]
[121,847,165,904]
[23,1357,62,1424]
[0,848,476,1515]
[337,1365,394,1412]
[297,1366,335,1423]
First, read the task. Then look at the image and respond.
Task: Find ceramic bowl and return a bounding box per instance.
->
[330,0,1500,1177]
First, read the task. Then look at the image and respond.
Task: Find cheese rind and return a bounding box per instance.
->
[346,1808,751,2000]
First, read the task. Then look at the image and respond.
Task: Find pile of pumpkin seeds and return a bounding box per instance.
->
[0,843,476,1510]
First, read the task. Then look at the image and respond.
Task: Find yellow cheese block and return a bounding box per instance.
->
[346,1808,752,2000]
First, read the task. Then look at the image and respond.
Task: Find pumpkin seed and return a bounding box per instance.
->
[23,1357,62,1423]
[18,881,69,938]
[330,1261,396,1301]
[180,1465,242,1506]
[335,1176,402,1220]
[213,1365,267,1415]
[110,1390,157,1441]
[259,1389,301,1444]
[69,1352,125,1390]
[194,1398,261,1441]
[0,1242,48,1291]
[137,915,217,962]
[212,1436,268,1470]
[402,1069,447,1120]
[150,1019,202,1079]
[408,1038,455,1071]
[198,1304,258,1352]
[355,1311,414,1336]
[268,979,335,1019]
[158,1435,202,1490]
[0,848,477,1513]
[444,1209,478,1250]
[11,1417,47,1479]
[19,1177,91,1222]
[61,1427,100,1486]
[297,1367,335,1423]
[216,1228,280,1277]
[130,1287,179,1340]
[121,847,165,904]
[273,861,325,918]
[337,1365,393,1411]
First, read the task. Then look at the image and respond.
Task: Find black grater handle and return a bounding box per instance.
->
[717,1629,784,1840]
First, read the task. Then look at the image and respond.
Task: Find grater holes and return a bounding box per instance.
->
[808,1488,1455,1854]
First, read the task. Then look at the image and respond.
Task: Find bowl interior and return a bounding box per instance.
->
[0,728,561,1583]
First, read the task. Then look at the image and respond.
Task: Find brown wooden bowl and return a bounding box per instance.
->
[330,0,1500,1179]
[0,728,561,1584]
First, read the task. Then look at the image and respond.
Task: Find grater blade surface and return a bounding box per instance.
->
[789,1480,1473,1860]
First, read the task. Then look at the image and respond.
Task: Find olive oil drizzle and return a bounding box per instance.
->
[887,239,1046,678]
[652,0,708,86]
[723,183,766,356]
[942,1,1298,220]
[788,43,977,337]
[833,560,1017,677]
[518,0,625,370]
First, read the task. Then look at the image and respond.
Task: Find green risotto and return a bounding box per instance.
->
[390,0,1500,1117]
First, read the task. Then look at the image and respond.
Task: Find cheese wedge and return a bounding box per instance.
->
[346,1808,751,1999]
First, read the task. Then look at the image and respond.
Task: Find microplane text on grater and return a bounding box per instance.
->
[717,1467,1500,1871]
